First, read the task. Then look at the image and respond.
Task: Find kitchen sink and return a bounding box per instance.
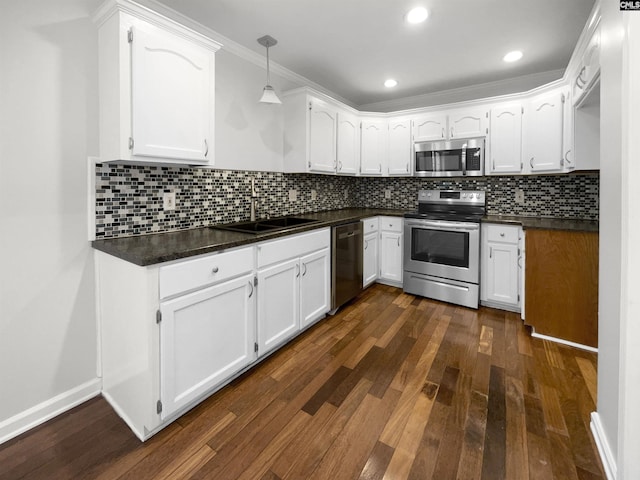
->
[212,216,320,234]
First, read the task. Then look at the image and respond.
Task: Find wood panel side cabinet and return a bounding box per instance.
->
[524,229,598,348]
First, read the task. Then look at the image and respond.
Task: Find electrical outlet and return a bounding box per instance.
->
[515,188,525,205]
[163,192,176,211]
[289,189,298,202]
[311,189,317,201]
[384,189,391,199]
[344,188,349,199]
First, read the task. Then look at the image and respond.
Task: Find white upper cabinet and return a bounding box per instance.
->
[488,103,523,174]
[573,26,600,106]
[308,98,338,173]
[387,119,412,176]
[412,108,487,143]
[336,110,360,175]
[360,119,388,176]
[412,114,448,142]
[448,107,488,139]
[523,89,565,173]
[94,0,220,165]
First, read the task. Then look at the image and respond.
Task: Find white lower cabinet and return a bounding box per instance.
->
[257,258,300,354]
[363,231,379,287]
[300,248,331,328]
[95,227,330,441]
[481,223,522,311]
[256,228,331,356]
[159,273,255,419]
[378,216,403,286]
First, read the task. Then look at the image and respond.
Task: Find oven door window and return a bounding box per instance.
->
[411,227,469,268]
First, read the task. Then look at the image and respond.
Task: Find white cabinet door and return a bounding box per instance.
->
[131,20,214,163]
[412,114,447,142]
[448,108,487,139]
[489,104,523,174]
[159,273,255,419]
[257,258,300,355]
[388,120,412,176]
[360,120,387,175]
[363,231,379,287]
[379,231,403,284]
[336,111,360,175]
[309,98,337,173]
[484,242,519,305]
[299,248,331,328]
[523,90,564,173]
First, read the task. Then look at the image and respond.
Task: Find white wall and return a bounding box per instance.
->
[0,0,101,441]
[215,50,299,172]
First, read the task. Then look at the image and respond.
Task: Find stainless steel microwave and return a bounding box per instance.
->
[414,137,485,177]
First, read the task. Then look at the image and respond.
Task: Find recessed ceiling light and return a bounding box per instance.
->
[384,79,398,88]
[406,7,429,24]
[503,50,523,63]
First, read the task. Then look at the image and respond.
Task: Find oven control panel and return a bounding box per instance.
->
[418,189,485,205]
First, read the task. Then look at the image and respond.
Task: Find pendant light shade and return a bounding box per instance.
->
[257,35,281,104]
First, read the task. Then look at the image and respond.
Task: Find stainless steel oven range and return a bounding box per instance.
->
[403,190,486,309]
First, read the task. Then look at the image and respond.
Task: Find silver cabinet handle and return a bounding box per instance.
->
[211,266,219,274]
[500,232,505,237]
[490,247,493,259]
[364,239,368,250]
[204,139,209,157]
[492,159,496,171]
[530,157,534,169]
[518,256,522,268]
[406,162,409,172]
[397,236,400,247]
[302,263,307,276]
[564,149,572,164]
[379,163,382,173]
[450,127,454,138]
[338,161,343,171]
[296,264,300,278]
[248,280,254,298]
[441,127,444,138]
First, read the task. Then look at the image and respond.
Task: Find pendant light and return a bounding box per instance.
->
[257,35,282,104]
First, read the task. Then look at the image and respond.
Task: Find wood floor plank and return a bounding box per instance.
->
[358,441,395,480]
[0,284,604,480]
[480,365,507,480]
[456,390,488,480]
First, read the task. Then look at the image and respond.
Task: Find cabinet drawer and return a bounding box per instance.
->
[362,217,379,234]
[257,228,330,268]
[484,224,519,244]
[379,216,403,233]
[160,247,254,299]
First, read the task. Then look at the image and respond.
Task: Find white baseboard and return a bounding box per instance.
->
[531,330,598,353]
[0,378,102,445]
[591,412,617,480]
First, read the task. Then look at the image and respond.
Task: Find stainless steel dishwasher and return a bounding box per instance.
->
[331,221,363,311]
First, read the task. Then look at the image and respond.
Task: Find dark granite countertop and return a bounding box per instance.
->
[483,215,599,233]
[91,208,408,266]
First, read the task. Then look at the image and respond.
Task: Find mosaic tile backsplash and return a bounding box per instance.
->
[95,163,598,239]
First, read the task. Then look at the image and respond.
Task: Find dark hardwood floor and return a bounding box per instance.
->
[0,284,603,479]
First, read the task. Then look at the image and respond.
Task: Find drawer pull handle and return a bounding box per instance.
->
[248,280,254,298]
[296,264,300,278]
[212,266,219,274]
[302,263,307,276]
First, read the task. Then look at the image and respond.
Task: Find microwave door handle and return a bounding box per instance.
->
[461,145,467,176]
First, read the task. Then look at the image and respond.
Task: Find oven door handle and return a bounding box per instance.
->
[405,220,480,232]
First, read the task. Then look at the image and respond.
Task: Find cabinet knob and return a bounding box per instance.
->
[212,266,219,274]
[500,233,505,237]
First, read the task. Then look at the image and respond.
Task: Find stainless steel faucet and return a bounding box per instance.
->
[250,177,258,221]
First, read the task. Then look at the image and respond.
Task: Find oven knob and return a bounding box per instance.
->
[462,193,467,198]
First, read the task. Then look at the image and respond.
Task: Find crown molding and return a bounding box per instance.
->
[357,69,566,113]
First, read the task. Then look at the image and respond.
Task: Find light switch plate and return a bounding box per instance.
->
[311,189,317,201]
[163,192,176,211]
[384,189,391,199]
[289,189,298,202]
[515,188,525,205]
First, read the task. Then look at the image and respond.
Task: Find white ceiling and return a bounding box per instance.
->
[155,0,596,108]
